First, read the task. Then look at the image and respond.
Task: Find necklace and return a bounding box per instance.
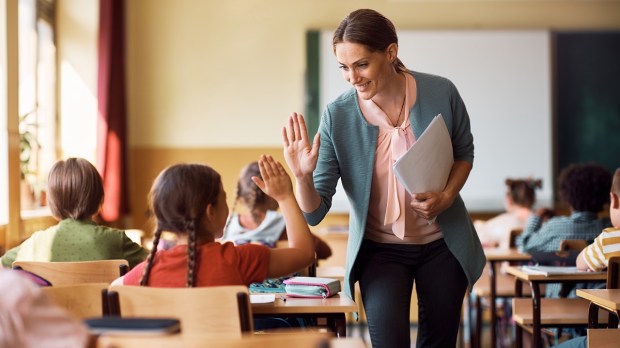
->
[390,93,406,127]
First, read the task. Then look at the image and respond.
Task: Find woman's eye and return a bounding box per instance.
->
[339,65,349,71]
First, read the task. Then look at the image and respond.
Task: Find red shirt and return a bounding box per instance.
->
[123,242,270,287]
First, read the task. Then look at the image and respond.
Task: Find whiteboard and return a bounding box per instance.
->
[319,30,552,212]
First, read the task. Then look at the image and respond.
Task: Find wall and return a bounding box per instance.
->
[123,1,620,232]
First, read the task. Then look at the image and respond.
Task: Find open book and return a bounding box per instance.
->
[393,114,453,195]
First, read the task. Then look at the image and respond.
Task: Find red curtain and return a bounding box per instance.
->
[97,0,127,222]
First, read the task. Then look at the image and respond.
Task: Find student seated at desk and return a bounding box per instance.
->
[0,158,148,269]
[113,155,316,288]
[577,167,620,272]
[516,163,612,299]
[221,161,332,260]
[474,178,541,249]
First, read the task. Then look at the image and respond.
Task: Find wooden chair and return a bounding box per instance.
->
[588,256,620,329]
[12,259,129,285]
[107,285,253,337]
[96,331,335,348]
[41,282,110,318]
[509,228,523,249]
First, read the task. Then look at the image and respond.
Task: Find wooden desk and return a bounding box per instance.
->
[587,328,620,347]
[471,248,531,348]
[506,265,607,348]
[577,288,620,328]
[251,293,358,338]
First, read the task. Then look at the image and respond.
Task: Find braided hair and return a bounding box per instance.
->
[140,163,221,287]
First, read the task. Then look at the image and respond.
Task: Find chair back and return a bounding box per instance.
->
[97,331,332,348]
[607,256,620,289]
[559,239,588,252]
[107,285,253,336]
[41,282,110,318]
[13,259,129,285]
[509,228,523,249]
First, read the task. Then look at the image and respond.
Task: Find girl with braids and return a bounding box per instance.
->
[222,161,332,260]
[474,178,542,249]
[113,155,316,287]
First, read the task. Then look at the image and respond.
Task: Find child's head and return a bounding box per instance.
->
[47,158,104,221]
[610,168,620,228]
[558,163,612,213]
[504,178,542,210]
[141,163,227,287]
[234,161,278,222]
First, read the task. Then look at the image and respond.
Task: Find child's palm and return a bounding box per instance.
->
[252,156,293,202]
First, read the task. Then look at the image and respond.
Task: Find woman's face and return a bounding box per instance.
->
[335,41,394,101]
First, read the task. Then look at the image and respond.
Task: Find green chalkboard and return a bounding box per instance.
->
[555,31,620,184]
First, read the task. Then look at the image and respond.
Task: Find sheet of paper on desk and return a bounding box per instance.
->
[521,265,590,276]
[393,114,454,195]
[250,294,276,304]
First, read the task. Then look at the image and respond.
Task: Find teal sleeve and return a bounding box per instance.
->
[1,245,21,268]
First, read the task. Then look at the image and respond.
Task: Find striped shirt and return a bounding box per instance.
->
[582,227,620,272]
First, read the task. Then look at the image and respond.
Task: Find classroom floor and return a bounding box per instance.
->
[345,323,493,348]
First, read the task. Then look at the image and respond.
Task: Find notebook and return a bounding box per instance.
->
[84,317,181,335]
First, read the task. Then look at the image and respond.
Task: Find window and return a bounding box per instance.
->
[18,0,56,212]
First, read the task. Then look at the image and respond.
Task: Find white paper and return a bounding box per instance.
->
[249,294,275,304]
[521,266,584,276]
[393,114,454,195]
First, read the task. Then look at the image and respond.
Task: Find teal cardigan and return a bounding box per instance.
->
[304,71,485,303]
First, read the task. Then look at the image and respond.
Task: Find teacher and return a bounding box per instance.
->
[282,8,485,348]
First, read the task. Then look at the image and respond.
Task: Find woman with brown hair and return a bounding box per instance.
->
[281,8,485,347]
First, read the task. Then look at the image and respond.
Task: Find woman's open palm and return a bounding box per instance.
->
[282,113,320,178]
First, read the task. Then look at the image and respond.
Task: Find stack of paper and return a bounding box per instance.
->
[393,114,453,195]
[521,265,585,276]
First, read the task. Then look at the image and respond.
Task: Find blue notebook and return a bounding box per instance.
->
[84,317,181,335]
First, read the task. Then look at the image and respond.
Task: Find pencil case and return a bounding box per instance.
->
[283,276,341,298]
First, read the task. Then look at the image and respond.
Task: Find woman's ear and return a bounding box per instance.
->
[386,43,398,63]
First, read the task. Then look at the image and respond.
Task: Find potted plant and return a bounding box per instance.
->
[19,109,39,209]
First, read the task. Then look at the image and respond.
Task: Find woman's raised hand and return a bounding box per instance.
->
[281,113,320,178]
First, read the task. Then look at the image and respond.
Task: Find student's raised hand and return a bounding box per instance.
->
[282,112,320,179]
[252,155,293,203]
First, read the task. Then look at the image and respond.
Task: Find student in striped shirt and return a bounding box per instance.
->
[577,167,620,272]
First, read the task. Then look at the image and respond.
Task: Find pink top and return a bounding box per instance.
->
[359,73,442,244]
[0,269,90,348]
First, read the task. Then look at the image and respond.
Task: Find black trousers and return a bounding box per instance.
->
[357,238,468,348]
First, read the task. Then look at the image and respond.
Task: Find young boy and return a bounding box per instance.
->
[576,167,620,271]
[1,158,147,269]
[554,168,620,348]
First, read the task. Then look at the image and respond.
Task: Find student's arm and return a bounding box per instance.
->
[576,249,591,271]
[1,245,21,268]
[252,155,315,278]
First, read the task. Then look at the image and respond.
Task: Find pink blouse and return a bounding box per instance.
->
[359,73,442,244]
